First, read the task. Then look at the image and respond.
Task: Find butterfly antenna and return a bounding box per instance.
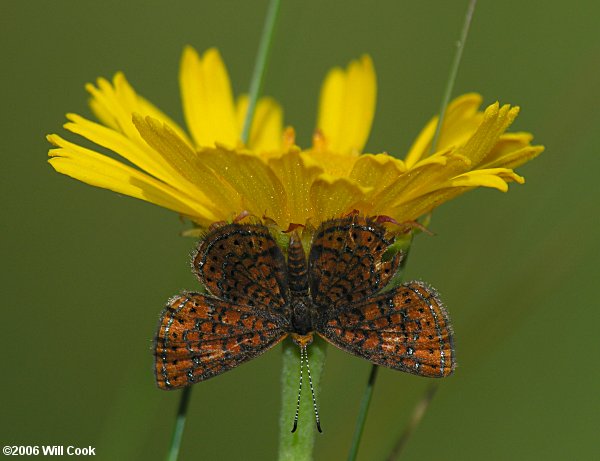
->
[291,346,304,433]
[304,346,322,433]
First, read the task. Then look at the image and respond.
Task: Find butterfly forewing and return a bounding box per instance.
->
[308,216,401,309]
[193,223,289,311]
[155,293,288,389]
[317,281,455,377]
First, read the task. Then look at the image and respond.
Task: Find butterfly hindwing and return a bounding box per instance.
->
[316,281,455,377]
[308,216,401,310]
[154,293,288,389]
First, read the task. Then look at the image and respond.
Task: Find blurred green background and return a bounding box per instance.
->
[2,1,599,459]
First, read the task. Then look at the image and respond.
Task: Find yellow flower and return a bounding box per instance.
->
[48,46,543,231]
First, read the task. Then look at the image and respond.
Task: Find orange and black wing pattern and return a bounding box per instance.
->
[308,216,401,309]
[317,281,455,377]
[156,223,291,390]
[192,223,289,313]
[155,293,287,389]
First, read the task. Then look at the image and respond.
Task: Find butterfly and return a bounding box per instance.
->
[154,216,455,430]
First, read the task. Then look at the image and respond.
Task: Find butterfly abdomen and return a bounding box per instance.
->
[287,231,309,294]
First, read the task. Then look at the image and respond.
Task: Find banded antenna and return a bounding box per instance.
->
[291,345,322,433]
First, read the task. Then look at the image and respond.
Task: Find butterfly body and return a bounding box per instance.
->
[287,232,317,338]
[289,295,314,337]
[154,216,455,390]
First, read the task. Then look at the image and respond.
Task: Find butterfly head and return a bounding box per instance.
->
[291,332,314,348]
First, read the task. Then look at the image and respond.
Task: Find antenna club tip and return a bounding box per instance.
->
[317,422,323,433]
[291,421,298,433]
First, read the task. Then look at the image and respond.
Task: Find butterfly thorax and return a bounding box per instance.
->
[290,294,314,336]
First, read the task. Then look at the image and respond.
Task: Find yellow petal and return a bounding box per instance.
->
[485,145,545,170]
[365,151,458,213]
[345,154,411,216]
[316,55,376,154]
[405,93,483,168]
[345,154,405,213]
[349,154,406,188]
[179,46,238,148]
[387,188,464,223]
[89,96,118,131]
[132,115,241,214]
[456,102,520,167]
[268,151,323,225]
[309,175,371,224]
[87,73,192,147]
[446,171,511,191]
[198,147,289,225]
[399,104,522,201]
[47,134,216,223]
[385,166,525,222]
[398,150,469,203]
[401,167,523,218]
[480,132,545,169]
[86,77,138,140]
[236,95,283,152]
[303,149,359,177]
[402,102,521,194]
[64,113,182,187]
[410,149,451,169]
[114,73,192,146]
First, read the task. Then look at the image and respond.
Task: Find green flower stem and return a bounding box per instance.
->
[241,0,282,145]
[165,386,192,461]
[278,336,327,461]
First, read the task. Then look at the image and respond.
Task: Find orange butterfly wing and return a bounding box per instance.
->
[317,281,455,378]
[308,216,401,308]
[155,293,287,389]
[192,223,289,313]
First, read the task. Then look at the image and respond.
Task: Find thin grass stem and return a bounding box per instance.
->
[430,0,478,152]
[241,0,282,144]
[382,2,478,459]
[165,386,192,461]
[346,240,413,461]
[346,2,477,458]
[386,384,439,461]
[345,233,430,459]
[346,365,379,461]
[387,383,440,461]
